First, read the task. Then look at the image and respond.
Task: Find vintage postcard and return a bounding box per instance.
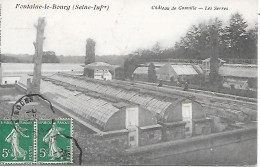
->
[0,0,258,165]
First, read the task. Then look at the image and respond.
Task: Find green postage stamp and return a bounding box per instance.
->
[0,120,34,163]
[0,119,73,164]
[37,119,73,163]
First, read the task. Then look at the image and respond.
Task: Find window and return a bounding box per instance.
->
[5,81,7,84]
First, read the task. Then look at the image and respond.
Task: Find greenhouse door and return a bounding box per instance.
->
[182,103,193,137]
[126,106,139,147]
[126,107,139,127]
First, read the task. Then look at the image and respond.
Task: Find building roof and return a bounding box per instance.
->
[46,73,179,116]
[193,64,204,74]
[133,67,149,75]
[133,67,159,75]
[218,64,257,78]
[18,75,121,130]
[156,63,200,77]
[146,62,167,68]
[18,73,204,131]
[171,65,198,75]
[82,62,119,70]
[1,63,84,77]
[202,58,226,63]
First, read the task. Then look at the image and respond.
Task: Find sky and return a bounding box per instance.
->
[1,0,258,56]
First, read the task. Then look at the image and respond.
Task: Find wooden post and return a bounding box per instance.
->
[30,17,46,94]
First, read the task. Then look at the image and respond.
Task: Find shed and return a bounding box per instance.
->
[218,64,257,90]
[82,62,119,80]
[133,67,159,81]
[156,63,202,82]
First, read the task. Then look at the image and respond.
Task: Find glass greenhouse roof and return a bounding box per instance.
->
[47,73,173,116]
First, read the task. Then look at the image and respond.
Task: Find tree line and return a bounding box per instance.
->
[123,12,257,79]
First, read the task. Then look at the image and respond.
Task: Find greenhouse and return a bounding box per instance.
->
[18,75,157,131]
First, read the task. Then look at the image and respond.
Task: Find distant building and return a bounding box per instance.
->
[133,67,159,81]
[201,58,226,75]
[218,64,257,90]
[156,63,203,83]
[82,62,119,81]
[0,63,84,85]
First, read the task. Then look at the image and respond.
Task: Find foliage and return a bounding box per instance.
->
[148,63,157,82]
[123,55,138,79]
[114,67,125,80]
[223,13,248,58]
[42,51,60,63]
[1,54,33,63]
[85,38,96,64]
[131,12,257,62]
[84,38,96,76]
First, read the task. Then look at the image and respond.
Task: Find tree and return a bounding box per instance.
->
[175,18,225,60]
[148,63,157,83]
[152,42,163,61]
[84,38,96,77]
[244,23,258,59]
[42,51,60,63]
[223,13,248,58]
[123,55,138,79]
[209,25,221,85]
[175,25,201,59]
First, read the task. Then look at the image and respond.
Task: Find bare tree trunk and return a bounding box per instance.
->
[30,17,46,94]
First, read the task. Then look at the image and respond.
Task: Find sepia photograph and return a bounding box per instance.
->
[0,0,258,165]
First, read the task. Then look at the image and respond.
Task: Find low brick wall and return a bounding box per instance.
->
[162,121,186,141]
[126,127,257,165]
[139,125,162,146]
[95,130,129,149]
[193,118,211,136]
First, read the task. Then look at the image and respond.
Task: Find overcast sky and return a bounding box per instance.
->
[1,0,258,56]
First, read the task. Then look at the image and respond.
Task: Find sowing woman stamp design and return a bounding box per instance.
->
[43,122,65,160]
[5,122,29,160]
[37,119,72,163]
[0,120,34,163]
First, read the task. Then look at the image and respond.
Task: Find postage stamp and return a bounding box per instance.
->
[37,119,73,163]
[0,120,34,163]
